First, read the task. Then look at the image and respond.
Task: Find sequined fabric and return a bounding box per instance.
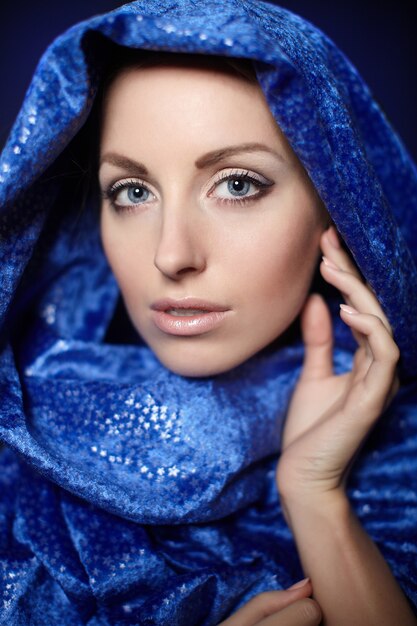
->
[1,1,417,624]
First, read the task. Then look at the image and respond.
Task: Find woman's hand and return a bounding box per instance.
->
[274,226,416,624]
[277,225,400,503]
[217,579,321,626]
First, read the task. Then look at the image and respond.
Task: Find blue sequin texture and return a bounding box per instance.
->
[0,0,417,624]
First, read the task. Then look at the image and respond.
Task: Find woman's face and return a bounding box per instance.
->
[99,61,326,377]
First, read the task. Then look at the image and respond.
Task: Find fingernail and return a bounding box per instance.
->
[287,577,310,590]
[340,304,358,315]
[326,226,341,248]
[322,255,339,270]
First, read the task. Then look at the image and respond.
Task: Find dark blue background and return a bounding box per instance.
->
[1,1,416,161]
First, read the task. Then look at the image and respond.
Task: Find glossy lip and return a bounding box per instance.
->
[150,298,231,336]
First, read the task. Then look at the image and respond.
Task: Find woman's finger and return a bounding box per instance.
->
[321,226,363,279]
[340,306,399,417]
[320,226,392,333]
[218,581,313,626]
[320,259,392,334]
[300,294,333,381]
[254,598,322,626]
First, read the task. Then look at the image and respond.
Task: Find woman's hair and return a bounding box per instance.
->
[72,46,258,216]
[102,46,258,89]
[68,44,339,346]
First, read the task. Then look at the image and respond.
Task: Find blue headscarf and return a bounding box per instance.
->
[1,1,416,624]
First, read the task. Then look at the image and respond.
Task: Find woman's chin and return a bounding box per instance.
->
[158,356,233,378]
[152,347,247,379]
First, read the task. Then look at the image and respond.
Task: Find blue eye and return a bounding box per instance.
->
[119,184,151,205]
[215,177,255,199]
[227,178,251,196]
[105,180,154,212]
[126,185,150,203]
[212,171,273,204]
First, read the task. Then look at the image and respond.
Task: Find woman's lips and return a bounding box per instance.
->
[150,298,231,336]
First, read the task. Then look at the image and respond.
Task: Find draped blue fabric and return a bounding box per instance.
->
[1,1,417,624]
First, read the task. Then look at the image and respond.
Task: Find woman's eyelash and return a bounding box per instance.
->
[102,179,152,213]
[101,170,274,213]
[210,170,274,204]
[102,179,145,201]
[214,170,263,184]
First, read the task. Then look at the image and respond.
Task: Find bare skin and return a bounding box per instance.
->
[99,59,417,626]
[99,63,326,378]
[218,580,321,626]
[220,227,416,625]
[275,228,416,625]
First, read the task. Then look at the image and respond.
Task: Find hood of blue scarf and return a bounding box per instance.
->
[1,1,417,624]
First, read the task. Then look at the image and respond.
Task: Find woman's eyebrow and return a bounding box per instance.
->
[99,145,285,174]
[99,152,148,175]
[195,143,286,169]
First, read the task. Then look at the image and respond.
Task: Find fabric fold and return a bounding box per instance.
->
[1,1,416,623]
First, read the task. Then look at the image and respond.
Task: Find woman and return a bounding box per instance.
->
[0,1,416,624]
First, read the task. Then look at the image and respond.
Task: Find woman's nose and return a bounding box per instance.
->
[153,207,206,280]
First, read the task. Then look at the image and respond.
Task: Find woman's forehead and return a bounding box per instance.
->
[99,61,295,162]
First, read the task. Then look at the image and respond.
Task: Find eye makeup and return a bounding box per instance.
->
[102,178,156,214]
[101,166,275,215]
[208,168,274,206]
